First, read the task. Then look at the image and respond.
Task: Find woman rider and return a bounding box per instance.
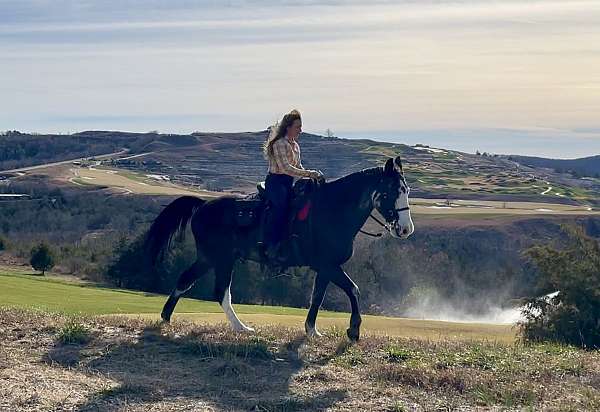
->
[262,109,323,263]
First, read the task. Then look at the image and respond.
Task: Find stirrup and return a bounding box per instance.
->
[257,181,266,195]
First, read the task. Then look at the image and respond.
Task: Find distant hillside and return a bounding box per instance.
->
[508,154,600,178]
[2,129,600,206]
[0,130,149,170]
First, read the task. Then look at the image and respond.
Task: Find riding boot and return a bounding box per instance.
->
[265,242,286,264]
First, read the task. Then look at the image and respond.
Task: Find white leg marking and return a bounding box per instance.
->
[221,287,254,332]
[305,324,322,338]
[172,288,187,298]
[172,280,196,298]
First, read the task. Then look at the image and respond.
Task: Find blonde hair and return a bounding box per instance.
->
[263,109,302,159]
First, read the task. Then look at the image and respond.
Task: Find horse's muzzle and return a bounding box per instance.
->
[390,220,413,239]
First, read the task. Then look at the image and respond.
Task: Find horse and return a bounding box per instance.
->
[145,156,414,341]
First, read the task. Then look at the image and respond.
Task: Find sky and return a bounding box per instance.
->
[1,0,599,158]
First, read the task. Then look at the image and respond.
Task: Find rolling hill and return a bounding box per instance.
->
[508,154,600,178]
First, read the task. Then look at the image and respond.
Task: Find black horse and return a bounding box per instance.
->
[145,156,413,341]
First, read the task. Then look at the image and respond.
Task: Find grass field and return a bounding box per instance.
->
[0,266,514,342]
[2,266,599,411]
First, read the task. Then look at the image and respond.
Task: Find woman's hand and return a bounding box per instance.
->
[309,170,325,183]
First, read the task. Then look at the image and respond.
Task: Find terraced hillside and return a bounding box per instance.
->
[2,130,599,207]
[97,131,600,206]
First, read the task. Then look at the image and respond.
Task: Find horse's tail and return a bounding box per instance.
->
[145,196,206,265]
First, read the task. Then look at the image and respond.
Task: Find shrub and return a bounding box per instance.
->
[30,242,56,275]
[58,319,91,344]
[520,225,600,348]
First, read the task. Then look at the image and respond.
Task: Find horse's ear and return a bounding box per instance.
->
[384,158,394,175]
[394,156,403,173]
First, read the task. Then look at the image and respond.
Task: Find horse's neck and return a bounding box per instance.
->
[351,189,377,236]
[322,168,381,236]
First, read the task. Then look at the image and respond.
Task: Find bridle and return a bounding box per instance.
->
[359,175,411,237]
[359,207,410,237]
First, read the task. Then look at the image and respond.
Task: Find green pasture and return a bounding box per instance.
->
[0,265,516,342]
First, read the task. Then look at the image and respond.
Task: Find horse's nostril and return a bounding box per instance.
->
[402,228,408,235]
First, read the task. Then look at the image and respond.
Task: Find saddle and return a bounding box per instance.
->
[234,178,318,231]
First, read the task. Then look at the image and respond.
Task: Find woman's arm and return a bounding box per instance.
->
[272,139,315,178]
[297,143,324,181]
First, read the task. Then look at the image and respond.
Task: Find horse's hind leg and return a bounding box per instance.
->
[161,259,209,322]
[213,260,254,332]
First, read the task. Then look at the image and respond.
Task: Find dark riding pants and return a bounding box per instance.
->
[264,173,293,246]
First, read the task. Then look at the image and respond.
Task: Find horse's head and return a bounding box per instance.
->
[373,156,414,239]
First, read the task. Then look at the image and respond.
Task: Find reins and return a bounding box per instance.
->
[359,213,386,237]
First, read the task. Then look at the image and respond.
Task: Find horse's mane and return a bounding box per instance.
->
[322,166,383,196]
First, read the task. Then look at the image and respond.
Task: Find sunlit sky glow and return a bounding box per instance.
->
[1,0,599,158]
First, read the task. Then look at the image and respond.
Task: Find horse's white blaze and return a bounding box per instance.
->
[221,286,254,332]
[394,187,414,238]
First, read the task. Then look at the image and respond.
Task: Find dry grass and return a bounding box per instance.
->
[1,307,599,411]
[66,166,221,197]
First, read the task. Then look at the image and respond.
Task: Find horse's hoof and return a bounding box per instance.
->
[306,328,322,338]
[233,325,255,333]
[304,322,322,338]
[160,310,173,323]
[347,327,360,342]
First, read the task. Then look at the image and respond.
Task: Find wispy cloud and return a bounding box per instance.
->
[1,0,600,157]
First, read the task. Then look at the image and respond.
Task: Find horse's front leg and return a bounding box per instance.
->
[304,273,329,337]
[329,266,362,342]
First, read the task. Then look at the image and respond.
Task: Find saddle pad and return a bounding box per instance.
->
[297,200,312,221]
